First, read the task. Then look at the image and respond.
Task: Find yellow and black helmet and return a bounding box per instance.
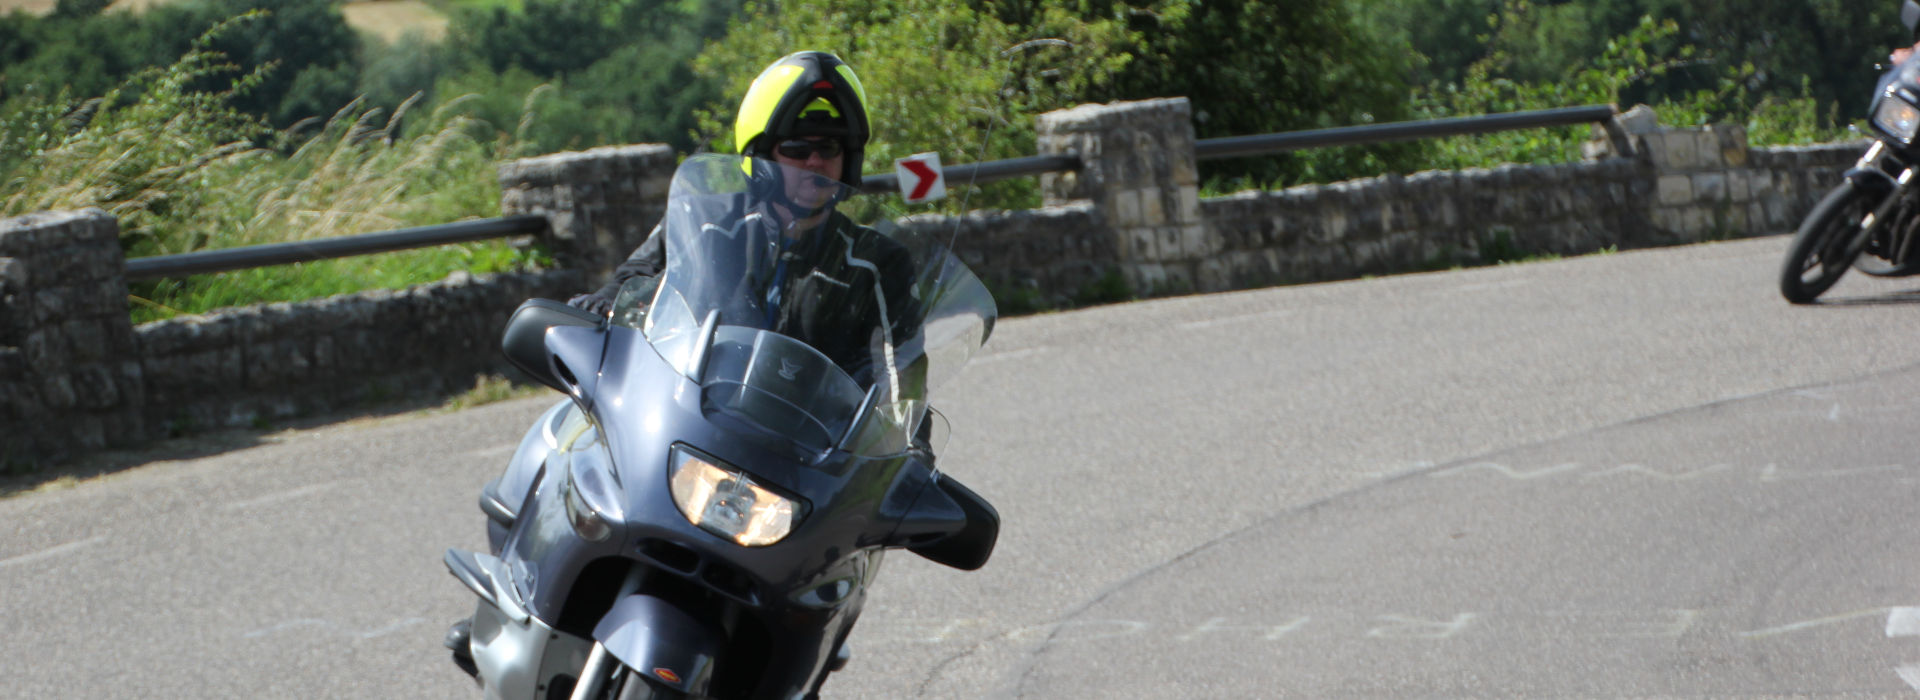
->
[733,51,871,187]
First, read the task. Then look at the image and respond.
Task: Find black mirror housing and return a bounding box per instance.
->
[906,475,1000,571]
[501,299,604,391]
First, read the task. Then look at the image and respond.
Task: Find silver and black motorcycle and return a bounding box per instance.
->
[444,153,1000,699]
[1779,0,1920,302]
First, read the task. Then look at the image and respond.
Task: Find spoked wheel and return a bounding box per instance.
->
[1781,182,1875,303]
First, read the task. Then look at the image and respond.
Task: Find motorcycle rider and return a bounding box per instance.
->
[446,50,918,675]
[572,49,919,378]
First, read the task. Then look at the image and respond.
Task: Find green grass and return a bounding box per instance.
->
[0,15,551,322]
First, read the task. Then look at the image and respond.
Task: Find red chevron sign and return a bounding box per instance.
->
[894,152,947,204]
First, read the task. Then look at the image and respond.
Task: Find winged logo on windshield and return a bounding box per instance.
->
[779,358,802,381]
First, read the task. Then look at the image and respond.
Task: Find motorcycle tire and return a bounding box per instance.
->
[1780,181,1874,303]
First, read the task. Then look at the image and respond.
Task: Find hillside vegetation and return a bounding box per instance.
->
[0,0,1901,320]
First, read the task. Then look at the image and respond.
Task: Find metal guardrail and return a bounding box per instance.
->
[123,215,549,282]
[123,105,1619,280]
[1194,104,1619,160]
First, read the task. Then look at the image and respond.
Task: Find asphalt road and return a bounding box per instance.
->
[7,233,1920,698]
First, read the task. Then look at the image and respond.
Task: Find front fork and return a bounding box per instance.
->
[569,568,647,700]
[1847,141,1917,260]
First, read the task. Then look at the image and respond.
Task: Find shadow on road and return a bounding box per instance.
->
[0,393,486,500]
[1807,285,1920,306]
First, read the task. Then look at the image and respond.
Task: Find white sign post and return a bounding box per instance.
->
[894,152,947,204]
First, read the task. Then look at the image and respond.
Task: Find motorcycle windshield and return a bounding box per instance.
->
[609,154,996,457]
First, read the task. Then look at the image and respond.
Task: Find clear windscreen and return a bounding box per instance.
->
[611,154,996,457]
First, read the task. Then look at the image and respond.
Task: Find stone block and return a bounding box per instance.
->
[1126,227,1159,261]
[1139,187,1166,226]
[64,320,108,363]
[1182,224,1218,259]
[1124,264,1168,295]
[23,328,68,370]
[1657,175,1694,206]
[1692,172,1728,202]
[1651,207,1687,234]
[73,364,119,409]
[1683,208,1710,236]
[1668,132,1701,170]
[1156,227,1182,261]
[1195,258,1233,293]
[1178,185,1201,225]
[1111,189,1142,226]
[1729,171,1753,203]
[39,372,76,409]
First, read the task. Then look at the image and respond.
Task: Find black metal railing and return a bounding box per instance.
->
[123,215,549,282]
[1194,104,1619,160]
[123,105,1618,280]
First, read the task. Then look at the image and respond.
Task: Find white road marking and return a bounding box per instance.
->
[1367,613,1477,639]
[223,481,342,511]
[1581,463,1730,481]
[1896,665,1920,694]
[0,536,104,570]
[1430,462,1582,480]
[1889,608,1920,637]
[1737,607,1890,638]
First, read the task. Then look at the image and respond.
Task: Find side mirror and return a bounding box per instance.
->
[501,299,605,392]
[890,472,999,571]
[1907,0,1920,39]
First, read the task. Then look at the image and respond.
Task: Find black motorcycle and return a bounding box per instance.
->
[444,153,1000,699]
[1779,0,1920,303]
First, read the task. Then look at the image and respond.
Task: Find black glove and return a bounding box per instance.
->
[566,292,614,316]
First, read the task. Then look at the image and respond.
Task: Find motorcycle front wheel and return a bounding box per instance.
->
[1780,181,1874,303]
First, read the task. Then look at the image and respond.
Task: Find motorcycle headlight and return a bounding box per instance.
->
[669,446,805,547]
[1874,95,1920,144]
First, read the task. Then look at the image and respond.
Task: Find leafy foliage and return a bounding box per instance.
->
[691,0,1136,211]
[0,13,533,323]
[1077,0,1428,188]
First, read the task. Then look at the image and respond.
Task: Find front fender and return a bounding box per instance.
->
[1844,165,1900,199]
[594,595,724,695]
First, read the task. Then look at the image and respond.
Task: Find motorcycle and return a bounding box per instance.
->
[444,153,1001,699]
[1779,0,1920,303]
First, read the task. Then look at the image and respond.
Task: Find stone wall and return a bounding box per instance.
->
[0,210,145,466]
[0,216,579,471]
[500,144,676,286]
[1014,99,1860,297]
[134,268,580,437]
[0,99,1871,469]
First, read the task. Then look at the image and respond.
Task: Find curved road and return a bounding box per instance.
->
[6,234,1920,698]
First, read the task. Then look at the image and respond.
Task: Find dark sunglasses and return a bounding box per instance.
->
[774,138,845,160]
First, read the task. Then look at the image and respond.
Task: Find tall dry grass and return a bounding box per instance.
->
[0,12,543,323]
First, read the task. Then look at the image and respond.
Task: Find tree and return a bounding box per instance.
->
[691,0,1136,209]
[1076,0,1426,186]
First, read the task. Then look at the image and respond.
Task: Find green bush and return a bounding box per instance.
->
[0,13,539,323]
